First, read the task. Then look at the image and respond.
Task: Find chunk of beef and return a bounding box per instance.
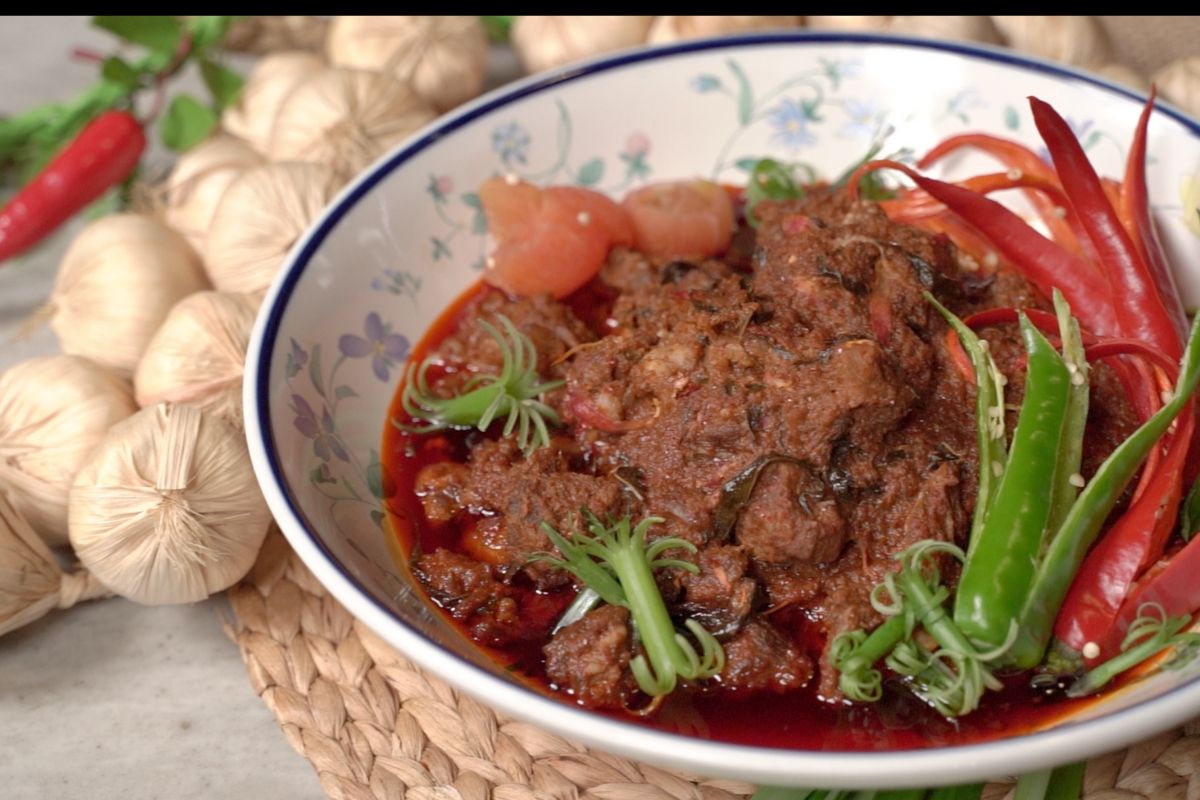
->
[413,549,539,648]
[715,619,812,695]
[735,461,845,565]
[544,605,633,709]
[414,461,470,523]
[676,546,756,634]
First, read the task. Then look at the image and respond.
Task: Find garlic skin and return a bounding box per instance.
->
[645,16,802,44]
[804,16,891,31]
[267,67,436,182]
[1094,62,1150,93]
[50,214,209,376]
[221,51,325,154]
[162,135,263,253]
[135,292,260,426]
[69,403,272,605]
[204,162,335,295]
[991,16,1111,69]
[1155,57,1200,120]
[327,16,489,111]
[889,16,1002,43]
[511,16,654,74]
[0,489,108,637]
[0,355,137,546]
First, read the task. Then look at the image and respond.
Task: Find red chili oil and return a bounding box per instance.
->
[381,279,1103,752]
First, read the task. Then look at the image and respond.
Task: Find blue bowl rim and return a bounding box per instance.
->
[245,30,1200,789]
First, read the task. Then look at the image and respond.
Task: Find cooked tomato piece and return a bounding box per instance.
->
[622,179,734,260]
[480,177,632,299]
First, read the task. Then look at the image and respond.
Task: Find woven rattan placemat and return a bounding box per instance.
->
[226,18,1200,798]
[227,531,1200,800]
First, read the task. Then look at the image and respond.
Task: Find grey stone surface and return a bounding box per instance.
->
[0,16,324,800]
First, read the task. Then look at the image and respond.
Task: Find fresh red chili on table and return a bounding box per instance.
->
[0,109,145,264]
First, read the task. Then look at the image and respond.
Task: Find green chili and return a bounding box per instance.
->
[954,314,1072,650]
[1045,290,1090,538]
[1009,310,1200,668]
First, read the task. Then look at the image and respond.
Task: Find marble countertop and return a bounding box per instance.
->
[0,17,325,800]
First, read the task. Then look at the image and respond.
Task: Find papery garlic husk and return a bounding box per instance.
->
[991,16,1111,69]
[889,15,1002,43]
[69,403,271,605]
[222,16,330,56]
[162,135,264,253]
[1155,57,1200,120]
[1094,62,1150,93]
[647,16,801,43]
[803,16,891,31]
[221,51,326,154]
[49,214,210,376]
[511,16,655,74]
[135,292,260,426]
[267,67,436,182]
[0,355,137,546]
[327,16,489,111]
[204,162,335,295]
[0,489,109,637]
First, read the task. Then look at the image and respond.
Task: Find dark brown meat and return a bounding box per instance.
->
[544,605,633,709]
[714,618,812,695]
[413,549,540,648]
[676,546,757,634]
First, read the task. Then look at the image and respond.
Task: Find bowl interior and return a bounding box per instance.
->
[248,34,1200,788]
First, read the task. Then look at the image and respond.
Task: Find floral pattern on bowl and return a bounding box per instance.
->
[247,33,1200,789]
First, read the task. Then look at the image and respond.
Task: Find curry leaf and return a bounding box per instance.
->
[199,57,245,111]
[100,57,141,92]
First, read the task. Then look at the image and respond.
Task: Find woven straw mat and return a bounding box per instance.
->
[227,18,1200,800]
[226,530,1200,800]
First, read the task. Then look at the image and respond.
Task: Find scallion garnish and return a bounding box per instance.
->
[537,512,725,698]
[395,314,563,456]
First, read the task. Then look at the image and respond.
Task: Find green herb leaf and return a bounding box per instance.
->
[100,56,142,92]
[1180,468,1200,541]
[199,57,245,111]
[93,15,183,53]
[159,93,217,152]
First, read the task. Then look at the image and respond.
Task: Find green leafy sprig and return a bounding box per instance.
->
[538,512,725,699]
[396,315,564,456]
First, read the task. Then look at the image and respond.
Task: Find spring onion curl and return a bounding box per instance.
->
[396,314,564,456]
[535,512,725,698]
[831,539,1011,717]
[1068,603,1200,697]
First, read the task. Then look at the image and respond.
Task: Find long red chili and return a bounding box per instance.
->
[1101,529,1200,657]
[0,110,145,264]
[849,159,1120,338]
[1030,96,1182,362]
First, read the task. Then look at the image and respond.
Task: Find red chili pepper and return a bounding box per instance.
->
[850,159,1120,339]
[1100,526,1200,658]
[0,110,145,264]
[1030,96,1182,362]
[917,132,1090,258]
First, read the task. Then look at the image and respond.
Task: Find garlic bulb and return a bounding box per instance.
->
[647,16,801,43]
[267,67,436,182]
[50,214,209,376]
[0,355,137,546]
[135,292,260,426]
[1155,57,1200,120]
[69,403,271,605]
[162,135,263,253]
[511,16,655,74]
[327,16,489,111]
[991,16,1111,69]
[889,16,1002,43]
[204,162,335,295]
[0,489,108,637]
[804,16,891,31]
[1095,62,1150,93]
[221,51,325,154]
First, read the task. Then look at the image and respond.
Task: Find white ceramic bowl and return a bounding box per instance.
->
[246,32,1200,789]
